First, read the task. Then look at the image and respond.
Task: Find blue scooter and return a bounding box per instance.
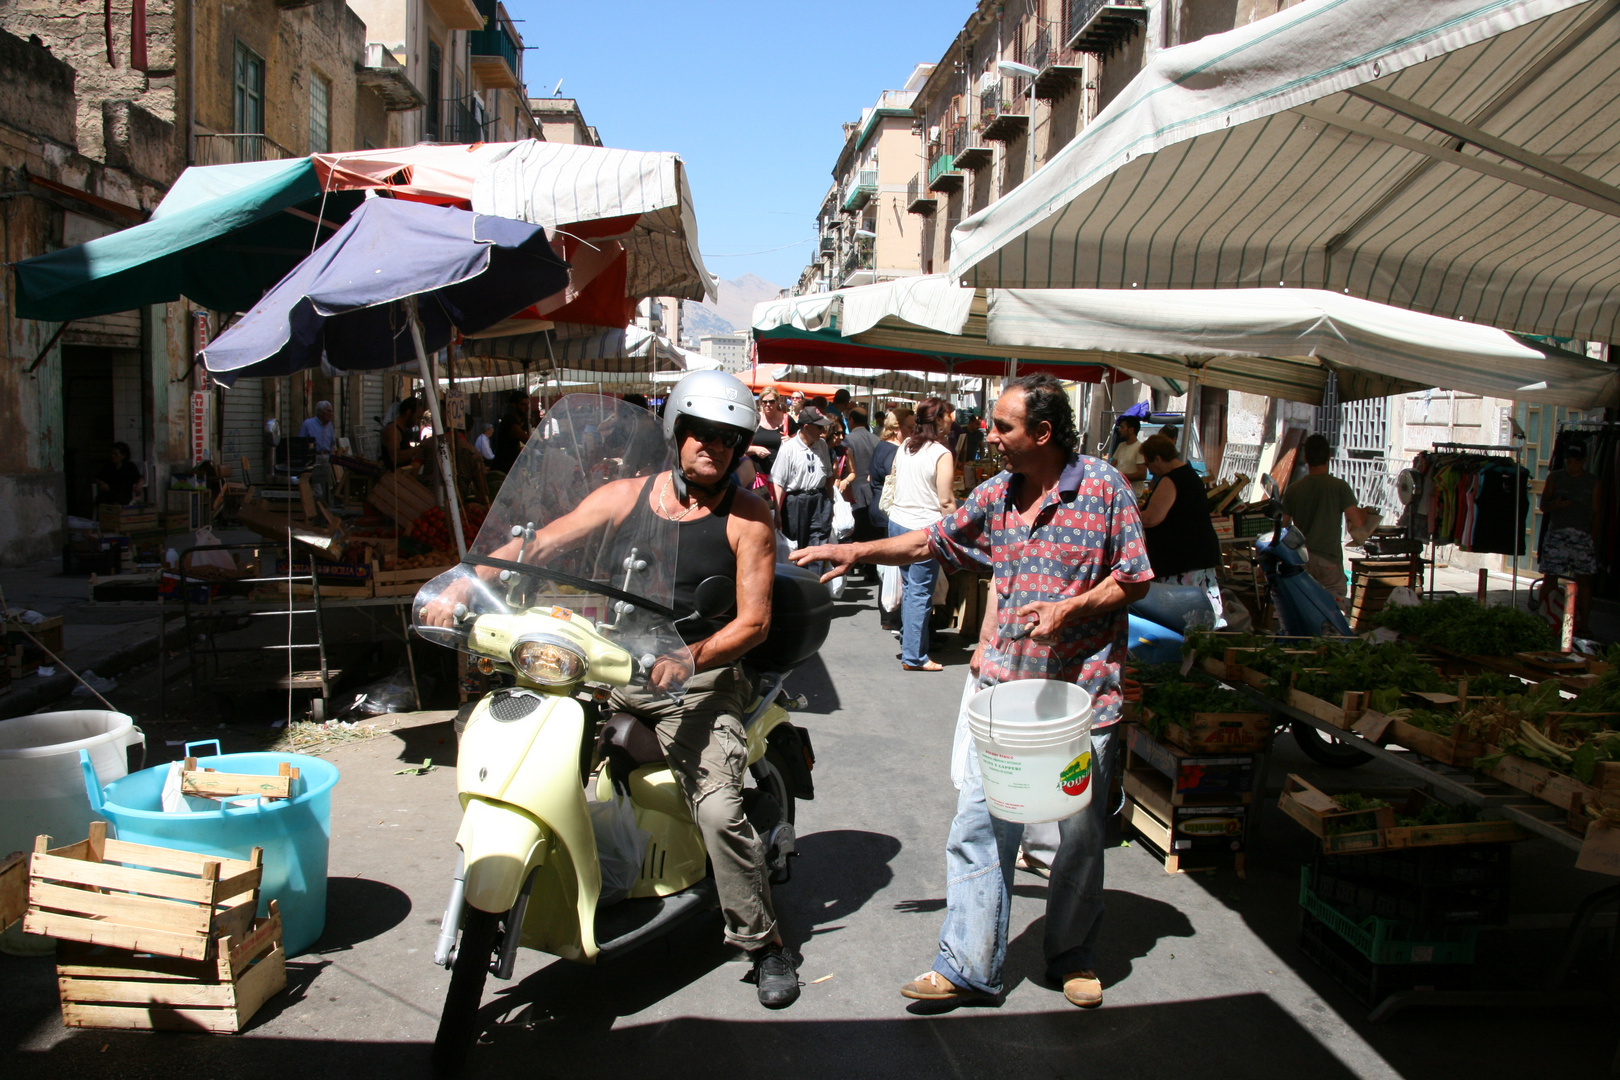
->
[1127,474,1370,767]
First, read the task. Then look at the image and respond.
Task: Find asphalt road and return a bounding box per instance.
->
[3,579,1614,1078]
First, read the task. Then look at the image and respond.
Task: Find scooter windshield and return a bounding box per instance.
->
[412,395,694,696]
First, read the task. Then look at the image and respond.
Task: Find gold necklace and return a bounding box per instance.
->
[659,473,702,522]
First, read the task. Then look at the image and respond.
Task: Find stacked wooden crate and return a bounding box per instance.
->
[1121,720,1267,877]
[3,822,285,1034]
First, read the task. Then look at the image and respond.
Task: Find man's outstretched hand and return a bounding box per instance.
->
[789,544,857,583]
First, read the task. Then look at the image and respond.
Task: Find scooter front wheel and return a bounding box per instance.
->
[432,906,502,1078]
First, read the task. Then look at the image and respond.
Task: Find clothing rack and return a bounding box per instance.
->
[1426,440,1526,605]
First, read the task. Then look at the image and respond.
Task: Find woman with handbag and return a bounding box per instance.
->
[869,408,912,633]
[887,398,956,671]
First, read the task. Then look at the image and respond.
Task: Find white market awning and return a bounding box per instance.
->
[950,0,1620,341]
[754,275,1620,407]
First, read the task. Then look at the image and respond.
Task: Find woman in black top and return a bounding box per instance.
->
[1138,434,1226,628]
[95,442,144,505]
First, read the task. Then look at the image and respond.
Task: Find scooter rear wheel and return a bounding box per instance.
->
[432,906,502,1077]
[1291,722,1373,768]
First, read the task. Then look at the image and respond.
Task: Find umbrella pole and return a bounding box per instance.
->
[1180,369,1200,461]
[407,298,467,558]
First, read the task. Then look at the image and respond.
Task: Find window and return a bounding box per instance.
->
[309,74,330,154]
[233,42,265,153]
[426,41,442,140]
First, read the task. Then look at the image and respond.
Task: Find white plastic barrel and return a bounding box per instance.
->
[966,680,1093,824]
[0,711,143,954]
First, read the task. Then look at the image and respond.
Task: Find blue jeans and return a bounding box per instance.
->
[933,725,1117,996]
[890,519,939,667]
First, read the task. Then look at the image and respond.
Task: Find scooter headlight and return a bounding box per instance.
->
[510,636,588,686]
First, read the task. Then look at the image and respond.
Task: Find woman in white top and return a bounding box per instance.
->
[887,397,957,671]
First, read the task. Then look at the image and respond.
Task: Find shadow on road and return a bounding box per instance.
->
[310,877,415,953]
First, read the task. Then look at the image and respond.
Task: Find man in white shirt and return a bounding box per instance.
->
[771,406,833,551]
[299,401,336,453]
[473,423,496,462]
[1110,415,1147,500]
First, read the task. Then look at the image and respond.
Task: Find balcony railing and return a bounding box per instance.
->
[980,83,1029,142]
[819,234,838,256]
[435,101,486,143]
[1024,20,1086,99]
[841,242,874,286]
[947,120,991,171]
[841,169,877,212]
[1065,0,1147,54]
[192,133,295,166]
[906,173,936,215]
[469,25,519,88]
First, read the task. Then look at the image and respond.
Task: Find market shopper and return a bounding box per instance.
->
[1110,415,1148,500]
[844,407,880,580]
[1538,441,1600,633]
[772,406,835,552]
[381,397,424,471]
[869,407,913,633]
[1281,434,1368,606]
[1139,434,1226,627]
[886,397,957,672]
[791,373,1152,1008]
[94,442,145,505]
[474,423,497,462]
[299,400,336,453]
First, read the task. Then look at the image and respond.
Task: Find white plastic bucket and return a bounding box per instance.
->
[967,680,1093,824]
[0,711,143,954]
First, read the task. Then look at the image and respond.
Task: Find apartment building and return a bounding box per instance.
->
[529,97,604,146]
[349,0,540,147]
[796,64,932,295]
[699,334,751,373]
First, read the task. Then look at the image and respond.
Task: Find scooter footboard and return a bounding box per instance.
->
[457,797,553,913]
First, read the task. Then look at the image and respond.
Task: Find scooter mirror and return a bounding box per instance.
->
[693,575,737,620]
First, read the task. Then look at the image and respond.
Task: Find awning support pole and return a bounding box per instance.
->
[407,297,467,558]
[1180,369,1200,460]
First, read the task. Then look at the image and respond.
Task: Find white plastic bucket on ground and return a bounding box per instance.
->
[0,711,143,955]
[967,680,1093,824]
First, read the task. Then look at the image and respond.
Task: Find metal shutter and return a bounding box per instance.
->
[219,378,266,482]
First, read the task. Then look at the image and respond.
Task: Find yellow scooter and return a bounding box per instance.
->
[412,396,829,1076]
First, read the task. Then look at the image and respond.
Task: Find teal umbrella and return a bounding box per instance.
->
[12,158,363,322]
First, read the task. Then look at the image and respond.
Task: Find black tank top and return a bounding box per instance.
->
[618,475,739,644]
[1143,463,1222,576]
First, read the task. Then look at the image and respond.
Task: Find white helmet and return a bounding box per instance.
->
[663,369,759,451]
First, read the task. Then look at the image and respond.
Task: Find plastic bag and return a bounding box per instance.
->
[831,492,855,541]
[589,791,651,905]
[933,568,952,606]
[187,528,237,573]
[880,564,902,612]
[950,672,982,790]
[337,666,418,718]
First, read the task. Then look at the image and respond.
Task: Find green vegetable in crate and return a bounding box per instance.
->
[1136,668,1254,739]
[1396,801,1479,827]
[1372,595,1554,656]
[1291,639,1450,704]
[1324,793,1390,836]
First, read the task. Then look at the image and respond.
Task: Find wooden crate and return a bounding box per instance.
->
[1121,785,1247,877]
[1348,556,1422,631]
[1280,774,1529,853]
[23,823,262,961]
[1124,724,1256,802]
[1287,684,1370,730]
[1157,711,1273,754]
[1200,653,1274,691]
[4,614,64,657]
[1349,710,1485,768]
[367,471,435,527]
[98,504,159,532]
[371,561,449,597]
[1481,747,1619,813]
[56,901,286,1034]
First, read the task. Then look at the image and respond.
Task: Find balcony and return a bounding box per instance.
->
[951,122,992,171]
[1025,20,1086,100]
[819,234,838,256]
[840,242,875,288]
[980,83,1029,143]
[192,132,294,166]
[469,4,521,90]
[927,151,962,193]
[425,0,485,31]
[841,169,877,212]
[357,43,426,112]
[1065,0,1147,55]
[906,173,936,215]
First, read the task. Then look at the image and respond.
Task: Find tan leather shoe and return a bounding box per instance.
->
[900,970,988,1003]
[1062,970,1103,1008]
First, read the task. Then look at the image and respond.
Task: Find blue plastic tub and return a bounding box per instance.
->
[81,740,339,956]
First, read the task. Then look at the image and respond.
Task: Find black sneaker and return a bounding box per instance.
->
[750,944,801,1009]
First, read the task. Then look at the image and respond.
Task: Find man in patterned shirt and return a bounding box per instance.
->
[791,373,1152,1010]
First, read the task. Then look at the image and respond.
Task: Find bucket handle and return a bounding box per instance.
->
[184,738,223,760]
[123,724,147,773]
[78,748,106,815]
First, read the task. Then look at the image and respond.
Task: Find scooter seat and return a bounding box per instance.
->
[601,713,665,766]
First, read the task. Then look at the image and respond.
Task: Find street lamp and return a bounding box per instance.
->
[997,59,1040,182]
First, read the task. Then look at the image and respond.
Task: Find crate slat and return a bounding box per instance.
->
[24,911,213,960]
[27,881,211,938]
[30,851,216,905]
[58,975,239,1008]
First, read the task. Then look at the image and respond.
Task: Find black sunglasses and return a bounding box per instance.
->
[682,419,746,450]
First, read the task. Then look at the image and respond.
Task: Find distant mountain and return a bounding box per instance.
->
[681,273,783,343]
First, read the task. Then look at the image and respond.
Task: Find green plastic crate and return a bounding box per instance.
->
[1298,867,1477,965]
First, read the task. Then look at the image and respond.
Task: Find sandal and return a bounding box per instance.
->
[902,660,945,672]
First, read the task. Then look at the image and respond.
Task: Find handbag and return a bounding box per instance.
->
[879,469,898,513]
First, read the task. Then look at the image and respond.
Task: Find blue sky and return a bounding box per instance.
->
[506,0,969,289]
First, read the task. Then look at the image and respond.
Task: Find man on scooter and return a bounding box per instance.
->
[422,371,799,1008]
[791,374,1153,1009]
